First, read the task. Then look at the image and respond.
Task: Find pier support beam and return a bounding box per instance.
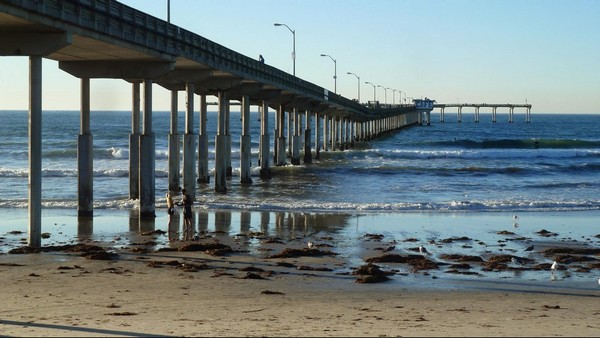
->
[168,90,180,194]
[183,83,196,198]
[215,91,228,193]
[129,82,141,200]
[139,79,156,218]
[291,107,301,165]
[314,112,320,160]
[259,100,271,179]
[304,110,312,164]
[240,95,252,184]
[198,95,210,183]
[78,77,93,217]
[28,56,42,247]
[492,107,497,123]
[276,105,286,166]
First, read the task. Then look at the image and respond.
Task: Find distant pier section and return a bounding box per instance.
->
[434,103,532,123]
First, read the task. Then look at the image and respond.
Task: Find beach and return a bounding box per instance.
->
[1,209,600,337]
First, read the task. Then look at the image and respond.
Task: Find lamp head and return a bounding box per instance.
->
[274,23,282,26]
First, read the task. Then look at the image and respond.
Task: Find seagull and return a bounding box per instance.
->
[551,261,558,271]
[307,241,314,249]
[511,257,524,265]
[419,245,430,255]
[524,245,534,252]
[598,277,600,285]
[513,214,519,221]
[513,222,520,229]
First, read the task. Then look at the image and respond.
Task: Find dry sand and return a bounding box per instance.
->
[1,235,600,337]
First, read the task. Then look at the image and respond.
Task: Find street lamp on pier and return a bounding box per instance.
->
[365,81,376,105]
[274,23,296,76]
[320,54,337,93]
[347,72,360,102]
[377,85,388,105]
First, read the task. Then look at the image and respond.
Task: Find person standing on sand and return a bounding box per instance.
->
[166,191,175,215]
[180,188,194,229]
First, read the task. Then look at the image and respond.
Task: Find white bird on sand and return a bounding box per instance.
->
[307,241,314,249]
[551,261,558,271]
[419,245,430,255]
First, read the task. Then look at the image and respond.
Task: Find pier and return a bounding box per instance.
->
[0,0,434,247]
[433,103,532,124]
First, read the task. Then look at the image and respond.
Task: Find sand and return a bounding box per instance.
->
[1,233,600,337]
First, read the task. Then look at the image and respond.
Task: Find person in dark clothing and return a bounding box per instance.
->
[180,188,193,229]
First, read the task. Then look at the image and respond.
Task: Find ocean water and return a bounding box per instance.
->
[0,110,599,213]
[2,110,600,287]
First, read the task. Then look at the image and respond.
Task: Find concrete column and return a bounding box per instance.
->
[314,112,320,160]
[287,110,293,157]
[276,105,286,166]
[526,108,531,123]
[225,102,232,177]
[291,107,301,165]
[475,107,480,123]
[240,95,252,184]
[440,107,445,122]
[259,100,271,179]
[129,82,141,199]
[492,107,497,123]
[509,107,514,123]
[28,56,42,247]
[183,83,196,198]
[322,115,328,151]
[304,110,312,164]
[198,95,210,183]
[215,91,228,193]
[426,111,431,126]
[78,77,93,217]
[168,90,180,193]
[331,117,337,151]
[139,79,156,218]
[457,107,462,123]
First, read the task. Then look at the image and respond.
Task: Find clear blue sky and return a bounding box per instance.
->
[2,0,599,113]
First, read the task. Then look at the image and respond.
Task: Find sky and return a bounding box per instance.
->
[1,0,599,113]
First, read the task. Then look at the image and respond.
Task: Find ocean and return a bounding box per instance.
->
[2,109,600,285]
[1,110,599,213]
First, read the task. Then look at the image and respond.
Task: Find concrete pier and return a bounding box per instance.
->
[1,0,433,247]
[182,83,196,198]
[259,100,271,179]
[139,79,156,218]
[240,95,252,184]
[129,82,141,200]
[214,91,228,193]
[198,95,210,184]
[28,56,42,248]
[78,77,93,217]
[168,90,180,193]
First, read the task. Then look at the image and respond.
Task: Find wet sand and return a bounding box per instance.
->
[1,209,600,336]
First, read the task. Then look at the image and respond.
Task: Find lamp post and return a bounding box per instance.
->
[377,85,388,105]
[347,72,360,102]
[320,54,337,93]
[392,89,398,105]
[365,81,376,104]
[274,23,296,76]
[167,0,170,23]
